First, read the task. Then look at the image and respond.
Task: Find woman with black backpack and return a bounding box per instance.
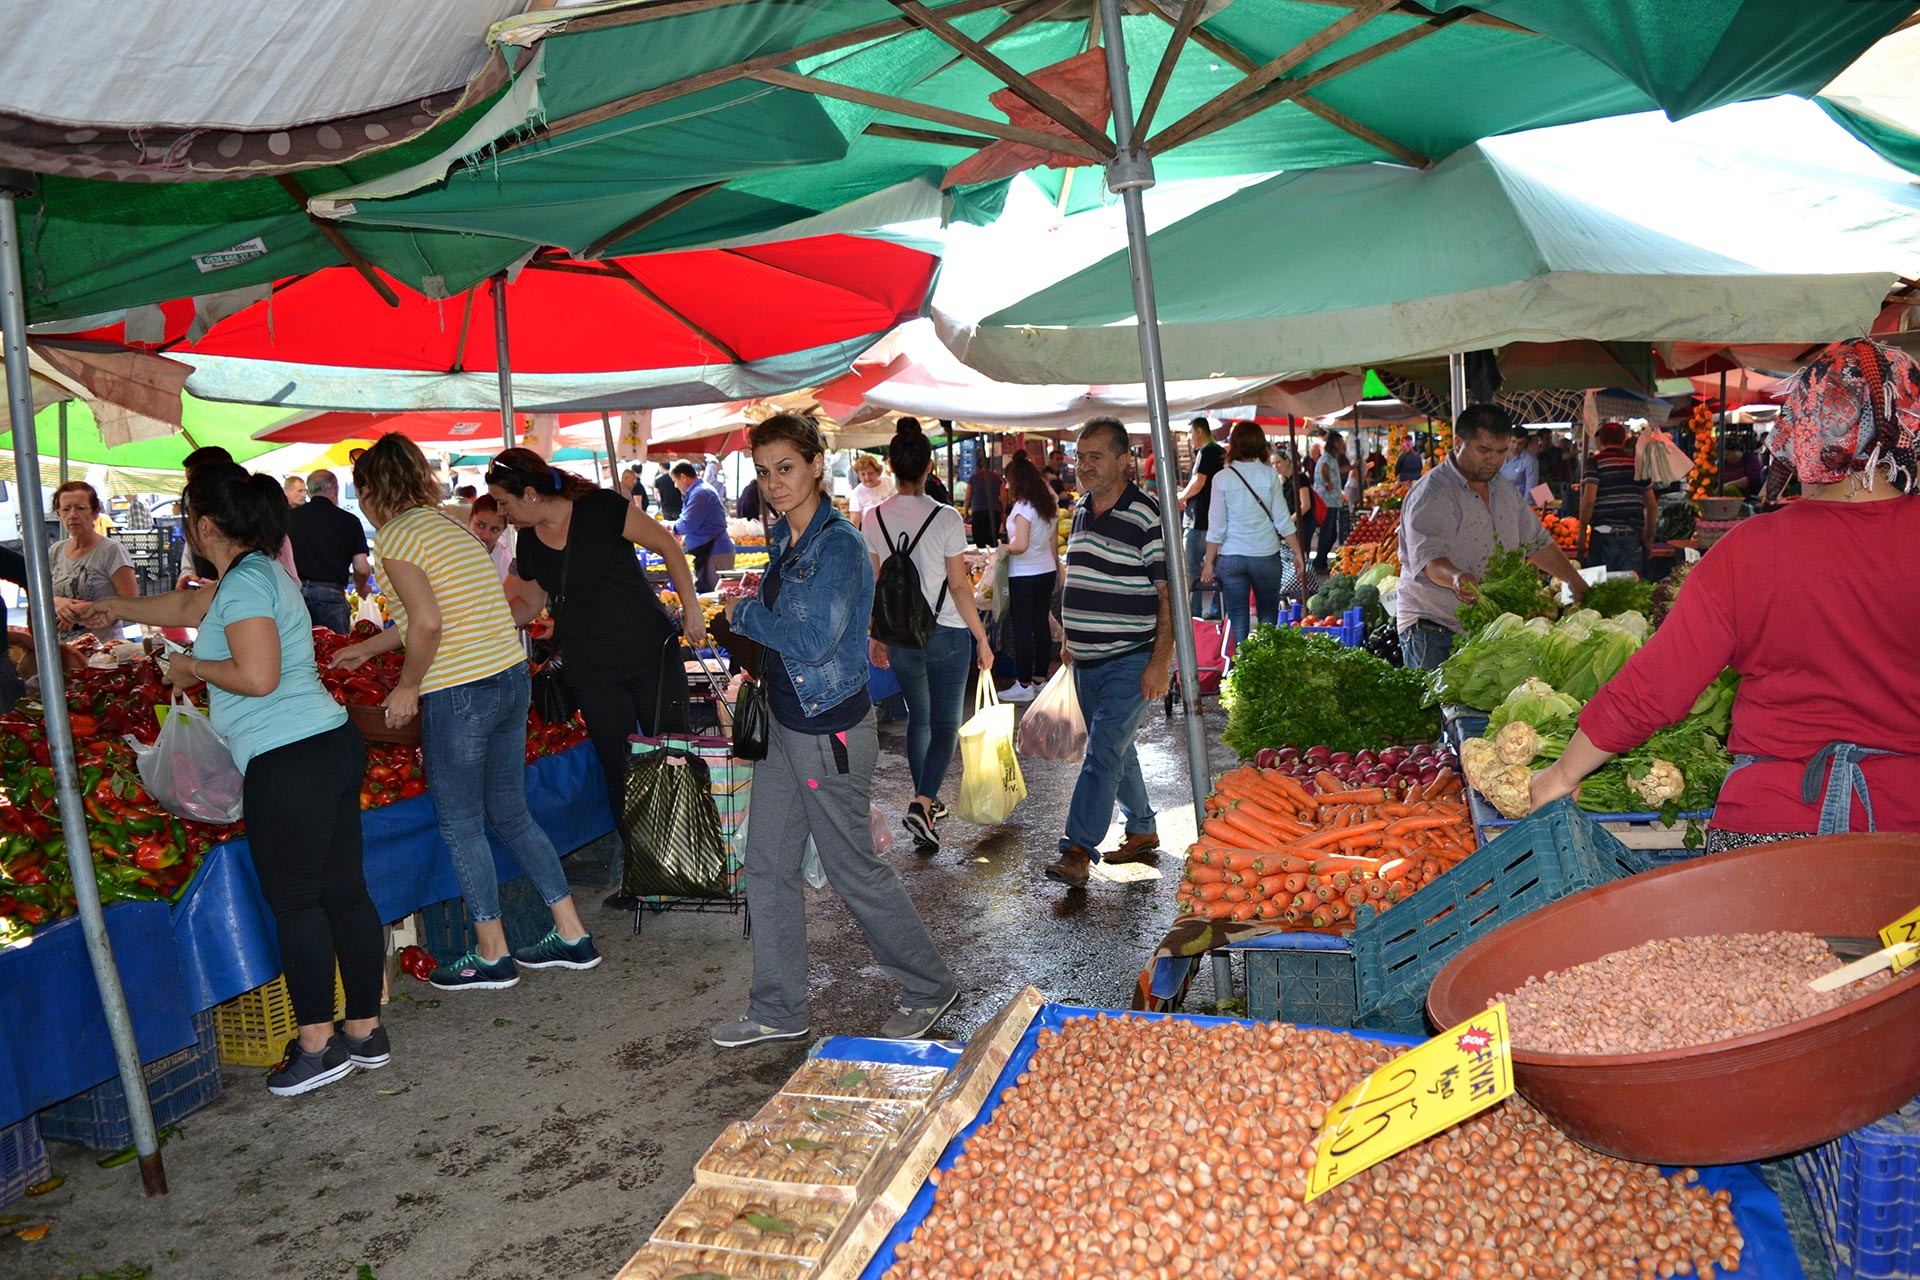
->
[862,420,994,850]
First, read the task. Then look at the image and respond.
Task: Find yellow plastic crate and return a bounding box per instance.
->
[212,969,347,1067]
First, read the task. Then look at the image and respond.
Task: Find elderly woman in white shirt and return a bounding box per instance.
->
[1199,422,1311,642]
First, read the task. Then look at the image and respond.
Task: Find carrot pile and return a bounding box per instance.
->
[1175,764,1472,928]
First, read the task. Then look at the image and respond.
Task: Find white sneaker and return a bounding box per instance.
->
[1002,682,1036,703]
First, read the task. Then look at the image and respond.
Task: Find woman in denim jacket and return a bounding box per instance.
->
[711,414,958,1048]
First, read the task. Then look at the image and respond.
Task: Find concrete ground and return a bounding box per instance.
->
[14,705,1238,1280]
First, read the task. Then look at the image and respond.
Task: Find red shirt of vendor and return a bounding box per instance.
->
[1533,337,1920,837]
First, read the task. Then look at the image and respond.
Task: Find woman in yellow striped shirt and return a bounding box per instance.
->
[332,434,599,990]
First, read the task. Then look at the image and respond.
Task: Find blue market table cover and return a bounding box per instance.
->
[0,743,611,1127]
[813,1005,1808,1280]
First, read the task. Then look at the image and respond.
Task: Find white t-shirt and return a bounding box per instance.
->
[488,536,515,583]
[861,494,967,631]
[1005,501,1057,577]
[849,479,893,524]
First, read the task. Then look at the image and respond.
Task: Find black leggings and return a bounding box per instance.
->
[1008,570,1056,684]
[565,650,691,822]
[244,722,382,1025]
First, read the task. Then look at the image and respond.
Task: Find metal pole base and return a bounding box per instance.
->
[137,1151,170,1197]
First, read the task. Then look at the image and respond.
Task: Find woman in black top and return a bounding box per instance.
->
[488,450,705,836]
[968,468,1004,549]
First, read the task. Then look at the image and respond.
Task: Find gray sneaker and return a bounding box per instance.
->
[711,1017,810,1049]
[266,1034,354,1097]
[880,993,957,1040]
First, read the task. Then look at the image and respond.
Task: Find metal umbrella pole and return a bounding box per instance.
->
[600,410,618,464]
[0,171,168,1195]
[492,272,515,452]
[1448,352,1468,421]
[1097,0,1209,818]
[57,399,68,483]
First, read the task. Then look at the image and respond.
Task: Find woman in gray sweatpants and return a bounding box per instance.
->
[712,414,957,1047]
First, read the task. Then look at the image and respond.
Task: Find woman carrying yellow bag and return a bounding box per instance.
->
[956,680,1026,825]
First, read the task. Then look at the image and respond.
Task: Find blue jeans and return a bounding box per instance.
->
[301,582,350,635]
[1184,528,1218,618]
[421,662,571,924]
[1061,649,1156,855]
[886,624,973,801]
[1215,552,1287,643]
[1399,623,1456,671]
[1592,528,1647,575]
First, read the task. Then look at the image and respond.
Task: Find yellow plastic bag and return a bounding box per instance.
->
[956,681,1026,825]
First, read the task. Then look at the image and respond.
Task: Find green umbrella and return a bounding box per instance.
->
[2,396,300,469]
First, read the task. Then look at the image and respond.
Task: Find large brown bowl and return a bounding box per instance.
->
[1427,833,1920,1165]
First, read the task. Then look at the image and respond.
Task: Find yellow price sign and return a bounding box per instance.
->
[1305,1003,1514,1202]
[1880,903,1920,977]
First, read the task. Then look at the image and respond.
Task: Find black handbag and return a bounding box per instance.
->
[731,676,770,761]
[528,525,575,725]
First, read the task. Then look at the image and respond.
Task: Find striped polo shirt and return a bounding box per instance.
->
[1587,446,1649,529]
[373,506,524,694]
[1062,482,1166,664]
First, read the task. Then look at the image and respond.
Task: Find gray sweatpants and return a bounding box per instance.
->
[745,711,956,1031]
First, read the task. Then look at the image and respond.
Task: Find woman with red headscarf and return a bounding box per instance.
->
[1530,337,1920,847]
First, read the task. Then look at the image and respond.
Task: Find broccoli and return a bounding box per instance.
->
[1322,575,1357,611]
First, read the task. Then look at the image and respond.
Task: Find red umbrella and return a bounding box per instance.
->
[55,234,938,375]
[253,409,612,446]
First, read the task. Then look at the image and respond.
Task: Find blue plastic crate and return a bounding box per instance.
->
[1350,799,1647,1034]
[1796,1097,1920,1280]
[1284,602,1366,647]
[38,1009,221,1150]
[418,874,552,965]
[0,1117,50,1207]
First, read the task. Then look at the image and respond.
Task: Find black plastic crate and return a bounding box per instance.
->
[38,1009,221,1150]
[418,874,551,965]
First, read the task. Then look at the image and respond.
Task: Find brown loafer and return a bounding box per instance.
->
[1104,832,1161,865]
[1044,844,1093,888]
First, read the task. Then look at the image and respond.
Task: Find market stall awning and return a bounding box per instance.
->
[1819,23,1920,175]
[948,140,1912,383]
[313,0,1911,264]
[3,395,303,471]
[60,234,940,414]
[252,409,601,447]
[21,341,192,447]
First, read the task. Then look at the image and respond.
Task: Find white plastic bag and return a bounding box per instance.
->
[801,803,892,888]
[128,697,244,824]
[956,682,1026,825]
[354,594,384,630]
[1016,665,1086,762]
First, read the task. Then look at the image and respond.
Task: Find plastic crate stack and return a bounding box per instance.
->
[39,1010,221,1150]
[1795,1097,1920,1280]
[1282,602,1366,647]
[0,1117,50,1208]
[212,969,348,1068]
[1235,801,1648,1035]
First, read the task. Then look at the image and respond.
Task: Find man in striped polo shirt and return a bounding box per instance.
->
[1045,418,1173,889]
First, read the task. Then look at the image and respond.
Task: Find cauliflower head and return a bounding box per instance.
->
[1495,720,1542,766]
[1485,764,1535,819]
[1627,758,1686,807]
[1460,737,1500,793]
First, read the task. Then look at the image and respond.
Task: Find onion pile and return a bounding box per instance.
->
[1252,743,1459,798]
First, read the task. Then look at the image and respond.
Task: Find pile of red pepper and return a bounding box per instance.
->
[0,626,590,942]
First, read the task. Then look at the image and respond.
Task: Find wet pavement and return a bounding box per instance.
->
[16,703,1237,1280]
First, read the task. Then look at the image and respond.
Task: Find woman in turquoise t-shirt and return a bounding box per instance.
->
[93,464,386,1098]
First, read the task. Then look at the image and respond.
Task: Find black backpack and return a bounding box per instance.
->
[870,508,949,648]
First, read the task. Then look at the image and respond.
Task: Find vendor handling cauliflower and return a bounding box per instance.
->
[1528,337,1920,848]
[1396,404,1586,670]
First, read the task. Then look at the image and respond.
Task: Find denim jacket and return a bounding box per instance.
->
[728,499,875,719]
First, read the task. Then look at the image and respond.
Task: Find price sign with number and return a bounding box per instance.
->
[1880,903,1920,977]
[1304,1003,1514,1202]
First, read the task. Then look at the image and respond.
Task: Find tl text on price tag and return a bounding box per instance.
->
[1880,903,1920,977]
[1305,1003,1514,1202]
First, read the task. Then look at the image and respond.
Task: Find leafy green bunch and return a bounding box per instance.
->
[1223,625,1441,757]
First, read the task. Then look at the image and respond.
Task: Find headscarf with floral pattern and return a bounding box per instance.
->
[1765,337,1920,503]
